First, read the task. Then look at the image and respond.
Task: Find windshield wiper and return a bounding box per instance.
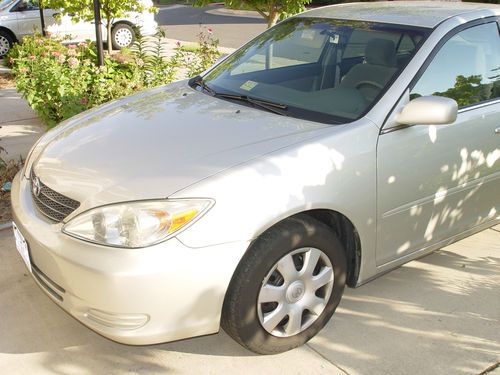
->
[189,76,288,116]
[213,92,288,116]
[190,76,217,96]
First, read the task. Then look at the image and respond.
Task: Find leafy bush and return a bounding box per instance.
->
[174,28,221,77]
[8,29,221,128]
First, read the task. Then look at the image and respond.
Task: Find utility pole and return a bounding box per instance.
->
[93,0,104,66]
[39,0,46,37]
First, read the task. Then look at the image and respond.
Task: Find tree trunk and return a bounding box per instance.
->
[267,10,280,28]
[106,19,112,54]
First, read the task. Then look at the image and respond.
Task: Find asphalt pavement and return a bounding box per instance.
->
[156,4,267,49]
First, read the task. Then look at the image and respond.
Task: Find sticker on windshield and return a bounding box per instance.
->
[301,29,316,40]
[240,80,258,91]
[329,34,340,44]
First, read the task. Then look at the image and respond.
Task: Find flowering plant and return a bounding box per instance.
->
[9,30,221,128]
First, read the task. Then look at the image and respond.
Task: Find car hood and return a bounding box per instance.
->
[32,81,332,209]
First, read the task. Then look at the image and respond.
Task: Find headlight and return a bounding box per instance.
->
[62,199,214,248]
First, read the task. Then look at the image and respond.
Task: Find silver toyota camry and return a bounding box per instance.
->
[11,1,500,354]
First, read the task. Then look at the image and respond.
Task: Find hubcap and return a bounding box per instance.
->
[114,28,133,48]
[0,36,10,57]
[257,247,334,337]
[286,280,305,303]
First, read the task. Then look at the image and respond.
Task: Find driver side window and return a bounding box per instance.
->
[411,22,500,108]
[13,0,39,11]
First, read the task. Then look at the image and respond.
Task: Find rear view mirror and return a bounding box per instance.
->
[395,96,458,125]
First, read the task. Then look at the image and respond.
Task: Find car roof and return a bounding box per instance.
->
[299,1,500,29]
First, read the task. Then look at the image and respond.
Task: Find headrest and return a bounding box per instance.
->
[365,39,397,67]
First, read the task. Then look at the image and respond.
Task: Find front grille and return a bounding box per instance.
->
[30,171,80,222]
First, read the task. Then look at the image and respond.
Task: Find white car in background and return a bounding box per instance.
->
[0,0,158,57]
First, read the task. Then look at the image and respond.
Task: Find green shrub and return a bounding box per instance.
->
[9,36,141,127]
[8,29,221,128]
[174,27,221,77]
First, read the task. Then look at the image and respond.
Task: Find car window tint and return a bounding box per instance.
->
[411,22,500,107]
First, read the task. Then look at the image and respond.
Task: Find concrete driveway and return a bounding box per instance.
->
[0,225,498,375]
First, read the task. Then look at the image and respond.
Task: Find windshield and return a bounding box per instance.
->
[200,18,429,124]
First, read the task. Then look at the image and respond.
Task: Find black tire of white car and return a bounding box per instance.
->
[221,215,347,354]
[0,30,14,58]
[111,24,136,50]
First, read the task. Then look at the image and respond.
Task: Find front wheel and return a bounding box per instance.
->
[111,23,136,50]
[0,30,14,58]
[221,215,347,354]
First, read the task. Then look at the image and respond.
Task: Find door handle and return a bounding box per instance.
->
[496,127,500,134]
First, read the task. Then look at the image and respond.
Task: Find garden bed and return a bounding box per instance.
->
[0,73,15,89]
[0,161,21,225]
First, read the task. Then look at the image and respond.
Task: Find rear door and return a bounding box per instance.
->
[376,20,500,266]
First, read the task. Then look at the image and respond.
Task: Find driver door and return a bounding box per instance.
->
[375,20,500,266]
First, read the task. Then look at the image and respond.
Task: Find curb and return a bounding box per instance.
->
[155,4,186,9]
[162,37,235,54]
[206,7,262,18]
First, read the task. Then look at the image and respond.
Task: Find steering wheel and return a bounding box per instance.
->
[354,80,384,91]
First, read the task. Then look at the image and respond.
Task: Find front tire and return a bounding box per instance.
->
[111,23,135,50]
[221,215,347,354]
[0,30,14,58]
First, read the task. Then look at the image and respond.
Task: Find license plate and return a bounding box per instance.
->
[12,222,31,273]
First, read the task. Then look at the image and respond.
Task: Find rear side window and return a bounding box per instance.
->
[343,30,399,58]
[411,22,500,107]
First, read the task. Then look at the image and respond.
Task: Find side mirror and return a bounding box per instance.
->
[395,96,458,125]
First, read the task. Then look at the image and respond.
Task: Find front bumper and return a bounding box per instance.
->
[11,173,249,345]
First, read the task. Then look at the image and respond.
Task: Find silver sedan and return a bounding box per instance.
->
[11,1,500,354]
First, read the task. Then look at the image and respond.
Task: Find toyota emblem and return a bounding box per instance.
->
[32,177,42,197]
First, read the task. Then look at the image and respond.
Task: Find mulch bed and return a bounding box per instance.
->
[0,71,18,225]
[0,73,15,89]
[0,161,21,225]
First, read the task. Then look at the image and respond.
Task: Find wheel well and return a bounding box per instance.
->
[0,27,17,43]
[297,209,361,288]
[112,21,135,31]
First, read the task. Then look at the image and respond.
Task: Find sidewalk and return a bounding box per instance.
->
[0,88,45,162]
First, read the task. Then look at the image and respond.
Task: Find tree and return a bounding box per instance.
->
[196,0,311,28]
[433,75,487,107]
[44,0,153,54]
